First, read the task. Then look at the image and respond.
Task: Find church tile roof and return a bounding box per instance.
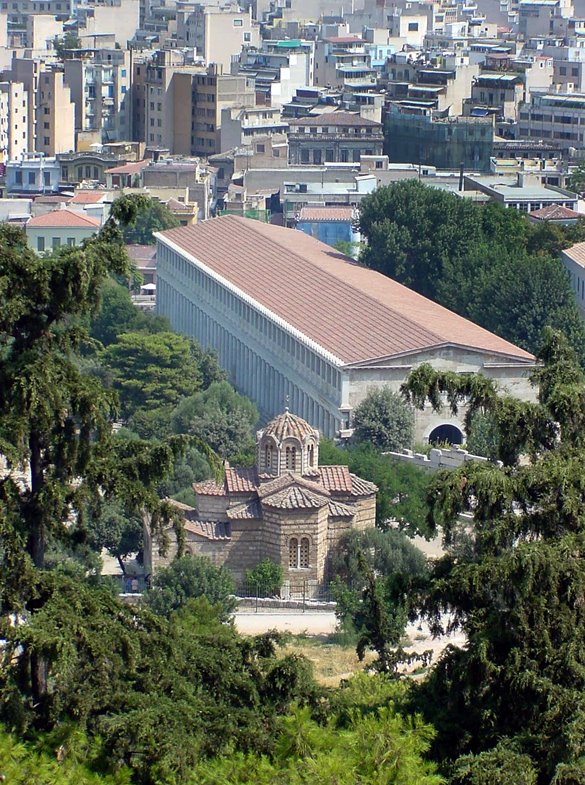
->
[262,485,329,510]
[328,500,357,517]
[319,465,354,493]
[348,473,378,496]
[225,466,258,494]
[192,479,226,496]
[184,520,231,540]
[158,216,534,366]
[258,471,330,499]
[226,499,262,520]
[261,409,318,442]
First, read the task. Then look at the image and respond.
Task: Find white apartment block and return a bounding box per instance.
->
[519,92,585,150]
[175,5,260,69]
[0,81,28,162]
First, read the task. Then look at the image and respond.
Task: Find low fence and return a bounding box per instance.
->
[385,446,501,471]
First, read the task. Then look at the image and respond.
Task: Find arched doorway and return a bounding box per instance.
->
[428,424,464,445]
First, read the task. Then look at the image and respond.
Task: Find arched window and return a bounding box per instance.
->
[307,444,315,468]
[289,537,299,568]
[285,446,297,471]
[300,538,310,568]
[264,443,273,471]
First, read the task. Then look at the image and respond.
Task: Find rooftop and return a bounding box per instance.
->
[292,111,382,128]
[562,241,585,268]
[530,204,583,220]
[26,208,101,229]
[298,206,355,222]
[157,216,534,366]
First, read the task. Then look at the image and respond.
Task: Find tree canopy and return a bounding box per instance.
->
[358,181,585,361]
[119,196,180,245]
[398,328,585,783]
[102,331,204,416]
[352,387,414,451]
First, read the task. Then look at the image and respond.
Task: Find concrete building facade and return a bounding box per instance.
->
[0,81,28,162]
[288,112,383,165]
[155,216,537,444]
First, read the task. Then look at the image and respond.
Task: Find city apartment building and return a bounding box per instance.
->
[9,59,75,155]
[288,112,383,165]
[64,49,131,143]
[189,68,256,157]
[518,92,585,151]
[175,4,260,69]
[0,81,28,162]
[36,68,75,154]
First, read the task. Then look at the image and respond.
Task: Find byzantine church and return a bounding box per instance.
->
[144,409,377,597]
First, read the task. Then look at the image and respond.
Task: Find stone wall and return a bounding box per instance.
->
[386,446,500,471]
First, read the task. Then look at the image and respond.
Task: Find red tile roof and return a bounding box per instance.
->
[529,204,583,221]
[299,206,355,222]
[562,241,585,268]
[319,465,353,493]
[225,466,258,494]
[262,485,329,510]
[126,244,157,264]
[184,520,231,540]
[106,160,149,175]
[26,208,101,229]
[192,479,226,496]
[158,216,534,365]
[70,191,109,204]
[262,410,318,442]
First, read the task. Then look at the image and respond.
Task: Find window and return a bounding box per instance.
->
[15,170,22,185]
[44,172,50,186]
[289,538,298,568]
[28,171,35,184]
[285,446,297,470]
[233,18,243,25]
[67,237,75,246]
[408,21,419,31]
[307,444,315,467]
[44,137,50,146]
[560,66,567,75]
[300,538,309,568]
[244,31,251,42]
[37,236,45,252]
[263,443,274,471]
[52,237,61,249]
[256,143,265,153]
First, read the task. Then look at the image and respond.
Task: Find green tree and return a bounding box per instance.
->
[171,380,259,460]
[568,161,585,195]
[352,387,414,451]
[357,181,585,363]
[119,196,180,244]
[400,329,585,782]
[144,555,237,618]
[86,500,143,575]
[52,31,81,58]
[90,277,170,346]
[245,559,283,597]
[102,331,203,416]
[330,530,429,670]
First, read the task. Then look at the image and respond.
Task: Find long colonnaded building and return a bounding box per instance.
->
[155,215,537,442]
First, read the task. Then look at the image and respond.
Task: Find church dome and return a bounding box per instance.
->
[262,409,318,443]
[257,410,320,476]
